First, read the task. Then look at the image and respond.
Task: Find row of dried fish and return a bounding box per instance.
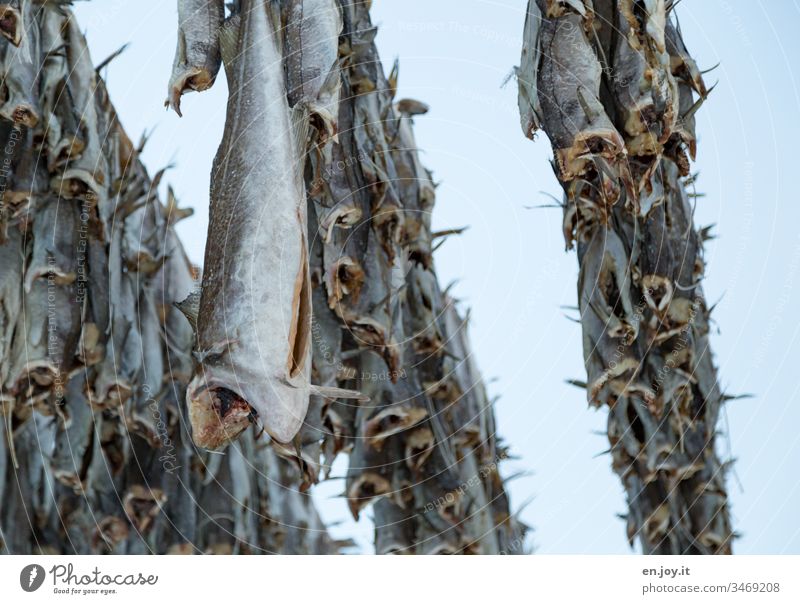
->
[518,0,731,553]
[172,0,524,554]
[0,3,335,554]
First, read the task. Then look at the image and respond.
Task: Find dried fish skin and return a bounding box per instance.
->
[37,3,73,172]
[9,199,82,406]
[156,231,196,384]
[391,112,434,265]
[188,0,312,448]
[125,288,165,446]
[578,226,640,402]
[166,0,225,116]
[345,351,398,519]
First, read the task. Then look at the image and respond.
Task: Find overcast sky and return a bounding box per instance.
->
[73,0,800,554]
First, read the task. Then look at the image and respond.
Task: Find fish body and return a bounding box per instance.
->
[0,0,40,127]
[285,0,342,107]
[187,1,312,448]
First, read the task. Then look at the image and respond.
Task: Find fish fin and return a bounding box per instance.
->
[174,289,201,330]
[318,63,341,99]
[309,384,369,402]
[287,241,311,377]
[299,65,340,144]
[290,101,311,156]
[305,100,337,144]
[219,14,241,69]
[193,338,238,364]
[265,0,283,37]
[292,432,303,458]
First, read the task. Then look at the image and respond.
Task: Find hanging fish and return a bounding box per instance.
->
[52,13,107,203]
[166,0,225,116]
[186,1,361,451]
[284,0,342,137]
[0,0,40,127]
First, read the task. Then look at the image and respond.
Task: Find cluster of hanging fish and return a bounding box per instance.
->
[0,1,334,554]
[518,0,732,553]
[169,0,525,554]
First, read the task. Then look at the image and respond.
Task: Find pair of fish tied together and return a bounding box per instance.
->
[170,0,524,554]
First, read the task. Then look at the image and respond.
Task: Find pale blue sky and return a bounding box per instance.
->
[73,0,800,553]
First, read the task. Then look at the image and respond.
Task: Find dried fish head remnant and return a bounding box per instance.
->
[188,0,313,447]
[123,485,166,534]
[325,255,365,307]
[364,401,427,450]
[166,0,225,116]
[395,98,428,116]
[404,426,435,470]
[0,2,21,46]
[92,517,129,553]
[186,379,252,450]
[347,471,392,520]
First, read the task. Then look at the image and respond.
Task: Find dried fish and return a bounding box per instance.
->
[0,228,23,389]
[187,2,317,449]
[188,3,363,452]
[536,11,624,180]
[51,373,94,489]
[166,0,225,116]
[284,0,342,118]
[52,13,107,202]
[0,0,39,127]
[373,498,414,554]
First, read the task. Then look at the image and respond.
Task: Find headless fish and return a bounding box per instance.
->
[186,1,360,450]
[166,0,225,116]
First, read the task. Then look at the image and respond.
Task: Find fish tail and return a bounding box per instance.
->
[218,14,241,68]
[309,384,369,402]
